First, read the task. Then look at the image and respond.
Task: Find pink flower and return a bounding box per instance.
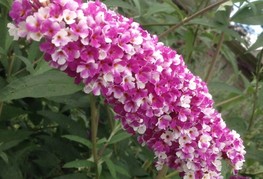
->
[52,29,70,47]
[8,0,246,178]
[41,20,60,37]
[63,9,77,24]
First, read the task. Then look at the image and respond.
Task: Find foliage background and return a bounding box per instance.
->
[0,0,262,178]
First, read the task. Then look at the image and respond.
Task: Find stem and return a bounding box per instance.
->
[7,55,15,77]
[185,26,200,62]
[142,23,178,27]
[185,0,210,62]
[159,0,229,38]
[215,95,243,107]
[155,165,168,179]
[12,58,41,76]
[204,32,225,83]
[0,102,3,119]
[98,123,121,158]
[165,170,179,178]
[247,49,263,131]
[106,105,114,132]
[90,95,99,179]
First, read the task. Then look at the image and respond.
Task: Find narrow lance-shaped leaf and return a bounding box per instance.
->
[62,135,92,149]
[63,160,94,168]
[104,157,117,179]
[108,132,131,145]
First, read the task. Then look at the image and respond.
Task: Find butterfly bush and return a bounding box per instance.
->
[8,0,246,178]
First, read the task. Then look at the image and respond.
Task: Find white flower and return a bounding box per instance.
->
[180,95,192,108]
[7,23,19,40]
[184,171,195,179]
[63,9,77,24]
[52,29,70,47]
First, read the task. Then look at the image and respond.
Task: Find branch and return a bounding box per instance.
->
[155,165,168,179]
[204,32,225,83]
[248,49,263,131]
[90,95,99,179]
[159,0,229,38]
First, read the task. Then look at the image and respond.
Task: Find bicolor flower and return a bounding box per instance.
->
[8,0,246,178]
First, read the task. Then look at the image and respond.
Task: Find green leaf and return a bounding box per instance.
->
[0,104,27,121]
[132,0,141,16]
[190,18,218,28]
[33,59,52,75]
[143,3,175,18]
[0,129,32,143]
[115,164,131,177]
[231,1,263,25]
[97,138,107,145]
[0,151,8,163]
[103,0,135,11]
[0,0,11,8]
[0,140,26,151]
[0,70,82,102]
[0,164,23,179]
[246,143,263,165]
[38,111,87,137]
[225,117,247,136]
[257,82,263,107]
[47,92,90,108]
[0,130,32,151]
[0,47,6,55]
[108,132,131,145]
[208,82,243,94]
[62,135,92,149]
[248,32,263,51]
[16,55,35,74]
[53,173,89,179]
[63,160,93,168]
[27,41,42,61]
[104,157,117,179]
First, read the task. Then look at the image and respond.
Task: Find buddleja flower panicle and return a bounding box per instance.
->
[8,0,246,178]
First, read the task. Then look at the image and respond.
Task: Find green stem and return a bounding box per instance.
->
[159,0,229,38]
[98,123,121,158]
[163,0,184,20]
[185,26,200,62]
[165,170,179,178]
[185,0,210,62]
[12,58,41,77]
[142,23,178,27]
[7,55,15,77]
[215,95,243,107]
[90,95,99,179]
[0,102,3,119]
[155,165,168,179]
[106,105,114,132]
[247,49,263,131]
[204,32,225,83]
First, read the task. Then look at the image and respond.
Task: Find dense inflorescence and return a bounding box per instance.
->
[8,0,246,178]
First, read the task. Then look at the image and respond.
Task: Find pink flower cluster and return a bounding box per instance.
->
[8,0,246,178]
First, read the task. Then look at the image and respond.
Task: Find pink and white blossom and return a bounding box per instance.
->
[8,0,246,178]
